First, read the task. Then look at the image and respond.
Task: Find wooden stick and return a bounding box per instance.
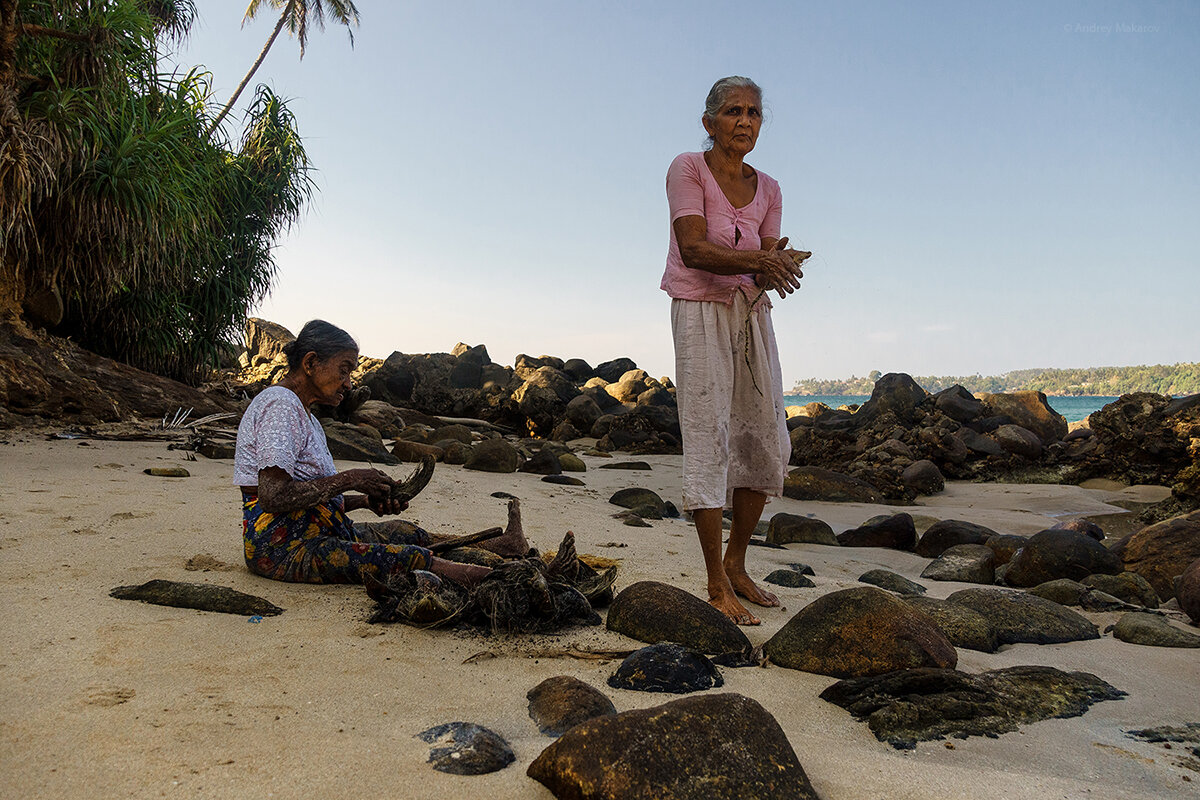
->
[429,526,504,554]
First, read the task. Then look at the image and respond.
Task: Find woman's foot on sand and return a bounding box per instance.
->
[708,583,760,626]
[482,498,531,558]
[726,569,780,608]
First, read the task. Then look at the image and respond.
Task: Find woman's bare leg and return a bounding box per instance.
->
[693,507,760,625]
[723,488,780,607]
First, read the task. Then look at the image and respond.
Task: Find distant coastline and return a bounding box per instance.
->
[782,393,1118,424]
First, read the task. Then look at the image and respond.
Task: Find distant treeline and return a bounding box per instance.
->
[790,363,1200,397]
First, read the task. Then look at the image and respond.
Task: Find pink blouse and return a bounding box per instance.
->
[660,151,783,305]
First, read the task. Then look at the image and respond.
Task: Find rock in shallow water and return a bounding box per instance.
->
[527,693,821,800]
[945,588,1099,645]
[1111,612,1200,648]
[416,722,515,775]
[607,581,750,655]
[527,676,616,736]
[607,643,724,694]
[820,665,1125,750]
[763,586,956,677]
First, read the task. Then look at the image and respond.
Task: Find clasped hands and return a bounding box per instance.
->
[344,467,409,516]
[756,236,811,298]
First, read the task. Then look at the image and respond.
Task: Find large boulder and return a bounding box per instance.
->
[1110,510,1200,600]
[784,467,883,503]
[901,460,944,495]
[463,438,521,473]
[606,582,751,655]
[320,420,397,464]
[1080,393,1200,491]
[527,676,617,737]
[594,357,638,384]
[1111,612,1200,648]
[607,643,724,694]
[915,520,999,558]
[513,366,580,436]
[766,513,839,546]
[565,394,603,432]
[527,693,821,800]
[1003,529,1123,587]
[1178,558,1200,624]
[944,588,1100,645]
[836,513,916,550]
[763,587,957,677]
[854,373,929,425]
[605,369,654,403]
[858,569,926,596]
[934,385,983,423]
[991,424,1044,459]
[243,317,295,365]
[977,390,1067,444]
[902,597,999,653]
[920,544,996,584]
[350,400,408,438]
[1080,572,1160,608]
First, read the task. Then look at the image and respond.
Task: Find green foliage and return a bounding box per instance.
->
[790,364,1200,397]
[3,0,312,383]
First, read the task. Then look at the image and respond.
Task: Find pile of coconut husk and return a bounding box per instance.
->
[364,530,617,634]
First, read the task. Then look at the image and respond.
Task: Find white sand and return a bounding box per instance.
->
[1,433,1197,799]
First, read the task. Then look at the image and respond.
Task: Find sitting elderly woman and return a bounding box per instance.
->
[234,320,526,586]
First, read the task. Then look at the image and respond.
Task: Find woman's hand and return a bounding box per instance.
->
[342,467,398,498]
[366,494,408,517]
[755,237,809,298]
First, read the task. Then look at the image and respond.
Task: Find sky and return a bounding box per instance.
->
[172,0,1199,386]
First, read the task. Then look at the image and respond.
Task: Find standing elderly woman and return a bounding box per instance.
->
[662,76,809,625]
[234,320,525,586]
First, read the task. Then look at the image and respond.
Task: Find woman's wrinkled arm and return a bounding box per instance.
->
[674,216,804,295]
[256,466,399,515]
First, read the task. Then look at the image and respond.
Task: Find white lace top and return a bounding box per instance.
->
[233,385,338,487]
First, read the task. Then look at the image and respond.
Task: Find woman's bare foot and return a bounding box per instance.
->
[726,569,780,608]
[481,498,531,558]
[709,582,760,626]
[429,557,491,587]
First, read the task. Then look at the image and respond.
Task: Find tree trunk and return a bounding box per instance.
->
[206,9,288,138]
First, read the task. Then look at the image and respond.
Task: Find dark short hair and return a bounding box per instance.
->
[281,320,358,370]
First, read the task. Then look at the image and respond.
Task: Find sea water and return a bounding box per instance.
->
[782,395,1120,424]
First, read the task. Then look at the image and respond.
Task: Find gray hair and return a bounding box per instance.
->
[702,76,763,148]
[282,319,358,370]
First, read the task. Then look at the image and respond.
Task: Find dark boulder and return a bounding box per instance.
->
[819,665,1125,750]
[901,460,944,495]
[915,520,999,558]
[1111,612,1200,648]
[985,533,1028,565]
[321,420,397,465]
[1081,572,1160,608]
[527,676,616,736]
[920,544,996,584]
[1004,529,1123,587]
[945,588,1099,645]
[766,513,839,546]
[527,693,821,800]
[1111,510,1200,600]
[934,385,983,423]
[837,513,916,551]
[464,438,521,473]
[763,587,956,677]
[1178,557,1200,624]
[764,569,816,588]
[902,597,999,653]
[594,357,638,384]
[1050,518,1105,541]
[606,581,750,655]
[609,488,666,516]
[855,373,929,425]
[607,643,724,694]
[562,358,594,383]
[858,569,926,595]
[416,722,515,775]
[977,390,1068,444]
[992,424,1044,459]
[519,448,562,475]
[565,394,603,432]
[783,467,883,503]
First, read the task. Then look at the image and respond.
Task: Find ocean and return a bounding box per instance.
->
[782,395,1121,424]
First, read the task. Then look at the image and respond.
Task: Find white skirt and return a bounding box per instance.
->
[671,292,791,511]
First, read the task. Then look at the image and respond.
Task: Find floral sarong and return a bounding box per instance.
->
[242,492,433,584]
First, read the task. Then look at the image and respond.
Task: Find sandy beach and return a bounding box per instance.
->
[2,431,1197,800]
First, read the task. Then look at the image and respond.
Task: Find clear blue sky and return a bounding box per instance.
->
[174,1,1199,385]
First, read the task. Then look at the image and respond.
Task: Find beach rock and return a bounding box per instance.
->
[1051,518,1105,541]
[436,440,470,465]
[956,427,1006,456]
[1028,578,1090,606]
[855,373,929,425]
[783,467,883,503]
[519,448,562,475]
[934,385,984,423]
[464,438,521,473]
[197,441,236,459]
[637,387,676,408]
[978,391,1068,444]
[527,676,616,737]
[562,358,594,383]
[1079,393,1199,491]
[350,400,409,438]
[921,544,996,584]
[858,569,926,596]
[901,460,944,495]
[1111,612,1200,648]
[607,581,751,655]
[837,513,916,551]
[985,534,1028,565]
[1178,558,1200,623]
[766,513,838,546]
[542,475,584,486]
[607,643,724,694]
[593,357,638,384]
[1111,510,1200,600]
[565,394,602,432]
[527,693,820,800]
[558,452,586,472]
[764,570,816,588]
[110,580,282,616]
[392,439,444,463]
[1081,572,1160,608]
[428,424,472,445]
[599,460,653,470]
[609,488,666,516]
[243,317,294,364]
[320,420,398,465]
[416,722,514,775]
[992,424,1044,459]
[513,367,579,436]
[819,665,1125,750]
[944,588,1100,645]
[915,520,999,558]
[1004,529,1123,587]
[902,597,999,653]
[763,587,956,677]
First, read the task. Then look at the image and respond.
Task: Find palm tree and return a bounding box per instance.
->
[206,0,359,137]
